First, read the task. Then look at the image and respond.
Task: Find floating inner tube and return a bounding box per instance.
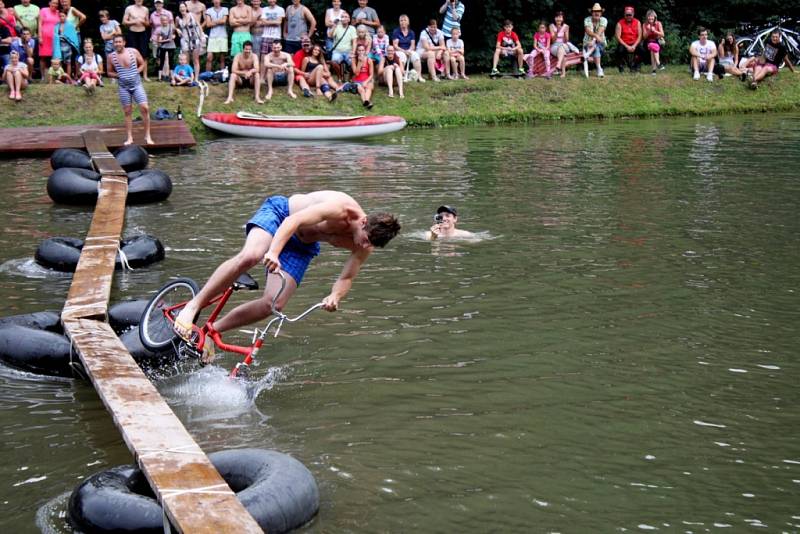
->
[50,146,149,172]
[35,235,165,273]
[69,449,320,534]
[47,168,172,206]
[0,313,76,377]
[108,300,149,333]
[113,145,149,172]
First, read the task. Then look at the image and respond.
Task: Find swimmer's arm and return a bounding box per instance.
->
[323,247,371,311]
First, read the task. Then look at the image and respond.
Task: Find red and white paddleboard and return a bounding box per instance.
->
[201,112,407,140]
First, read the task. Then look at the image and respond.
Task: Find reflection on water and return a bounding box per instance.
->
[0,114,799,532]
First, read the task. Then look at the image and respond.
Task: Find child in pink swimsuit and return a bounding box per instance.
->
[525,22,552,78]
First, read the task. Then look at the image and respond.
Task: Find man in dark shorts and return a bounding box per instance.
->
[173,191,400,360]
[749,29,796,89]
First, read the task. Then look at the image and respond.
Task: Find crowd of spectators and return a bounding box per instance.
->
[0,0,795,103]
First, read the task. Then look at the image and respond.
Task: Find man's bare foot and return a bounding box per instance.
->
[200,342,216,364]
[224,98,233,104]
[288,91,297,99]
[124,137,134,145]
[388,92,394,98]
[256,98,265,104]
[399,93,405,98]
[144,136,155,145]
[174,303,199,340]
[265,91,272,100]
[462,74,470,80]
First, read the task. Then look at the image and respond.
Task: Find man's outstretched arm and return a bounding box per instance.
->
[323,247,371,311]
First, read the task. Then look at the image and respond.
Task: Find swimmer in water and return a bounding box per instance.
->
[426,205,475,240]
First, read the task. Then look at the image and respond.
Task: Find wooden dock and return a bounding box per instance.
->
[0,120,194,156]
[61,132,262,533]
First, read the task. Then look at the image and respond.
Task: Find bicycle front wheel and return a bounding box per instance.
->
[139,278,200,351]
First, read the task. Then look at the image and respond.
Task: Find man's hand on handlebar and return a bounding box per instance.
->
[322,294,339,312]
[263,251,282,272]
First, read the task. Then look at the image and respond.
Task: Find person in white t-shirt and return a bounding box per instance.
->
[204,0,228,71]
[417,19,449,81]
[689,27,717,82]
[259,0,284,78]
[446,27,466,79]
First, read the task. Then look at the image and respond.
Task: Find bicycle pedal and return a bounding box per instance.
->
[177,342,202,361]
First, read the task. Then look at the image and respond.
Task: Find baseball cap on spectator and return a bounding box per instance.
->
[437,205,457,216]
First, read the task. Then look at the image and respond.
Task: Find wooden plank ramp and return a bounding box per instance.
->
[61,132,262,533]
[0,120,195,156]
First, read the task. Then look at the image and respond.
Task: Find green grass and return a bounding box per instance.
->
[1,66,798,143]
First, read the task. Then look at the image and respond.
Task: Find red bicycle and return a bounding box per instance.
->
[138,271,322,377]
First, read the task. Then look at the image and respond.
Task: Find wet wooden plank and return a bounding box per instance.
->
[63,319,264,534]
[0,120,195,156]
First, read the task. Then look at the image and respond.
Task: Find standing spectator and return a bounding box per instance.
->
[52,10,79,78]
[38,0,60,79]
[187,0,205,25]
[13,0,38,36]
[263,40,296,99]
[549,11,574,78]
[149,0,172,68]
[642,9,664,74]
[171,51,194,84]
[324,0,345,52]
[250,0,262,59]
[418,18,449,81]
[351,0,378,36]
[328,11,355,82]
[204,0,228,72]
[749,29,796,89]
[258,0,283,79]
[689,27,716,82]
[76,39,103,94]
[176,1,202,78]
[229,0,253,58]
[3,49,28,100]
[156,12,176,81]
[490,19,524,77]
[582,3,606,78]
[60,0,85,29]
[439,0,463,39]
[0,0,16,71]
[107,34,153,145]
[525,21,552,78]
[123,0,150,81]
[99,10,122,57]
[717,32,743,78]
[224,40,263,103]
[283,0,315,54]
[446,26,466,79]
[615,5,642,73]
[392,14,422,82]
[378,44,403,97]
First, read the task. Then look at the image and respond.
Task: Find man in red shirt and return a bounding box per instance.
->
[614,6,643,73]
[490,19,525,76]
[291,33,314,97]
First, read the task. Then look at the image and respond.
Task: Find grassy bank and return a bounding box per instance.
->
[1,67,798,143]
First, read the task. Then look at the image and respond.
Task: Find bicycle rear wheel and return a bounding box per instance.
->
[139,278,200,351]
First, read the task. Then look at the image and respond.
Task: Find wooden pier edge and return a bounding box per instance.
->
[61,132,262,533]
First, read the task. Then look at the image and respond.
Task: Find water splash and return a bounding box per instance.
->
[35,491,72,534]
[0,258,71,279]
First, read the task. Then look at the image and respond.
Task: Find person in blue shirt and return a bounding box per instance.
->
[439,0,464,39]
[391,14,422,82]
[171,51,195,85]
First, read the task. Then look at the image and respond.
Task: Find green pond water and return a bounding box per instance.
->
[0,113,799,533]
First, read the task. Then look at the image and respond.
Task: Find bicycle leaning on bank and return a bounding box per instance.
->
[736,17,800,67]
[138,271,323,378]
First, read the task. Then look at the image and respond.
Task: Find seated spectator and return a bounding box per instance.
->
[352,24,372,62]
[225,40,264,104]
[328,11,356,82]
[76,39,104,94]
[3,50,29,101]
[346,42,373,108]
[291,34,316,97]
[642,9,664,74]
[263,40,296,99]
[371,24,389,63]
[378,44,403,97]
[418,18,449,81]
[351,0,379,36]
[550,11,577,78]
[689,27,716,82]
[714,31,744,79]
[392,14,422,82]
[582,3,607,78]
[615,5,643,73]
[749,29,796,89]
[53,10,79,78]
[99,9,122,57]
[446,27,467,79]
[156,13,177,82]
[300,43,338,101]
[491,19,524,76]
[176,2,203,81]
[13,29,36,72]
[171,51,195,85]
[47,57,72,83]
[525,21,552,78]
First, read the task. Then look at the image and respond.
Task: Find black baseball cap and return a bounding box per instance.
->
[436,205,457,216]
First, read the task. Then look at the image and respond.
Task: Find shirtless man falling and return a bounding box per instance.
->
[225,40,263,104]
[173,191,401,358]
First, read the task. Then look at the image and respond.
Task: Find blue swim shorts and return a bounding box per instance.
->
[246,195,321,285]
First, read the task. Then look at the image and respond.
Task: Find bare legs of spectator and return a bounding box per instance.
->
[555,46,566,77]
[206,51,225,73]
[4,69,26,100]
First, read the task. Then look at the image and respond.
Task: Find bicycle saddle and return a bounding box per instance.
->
[233,272,259,291]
